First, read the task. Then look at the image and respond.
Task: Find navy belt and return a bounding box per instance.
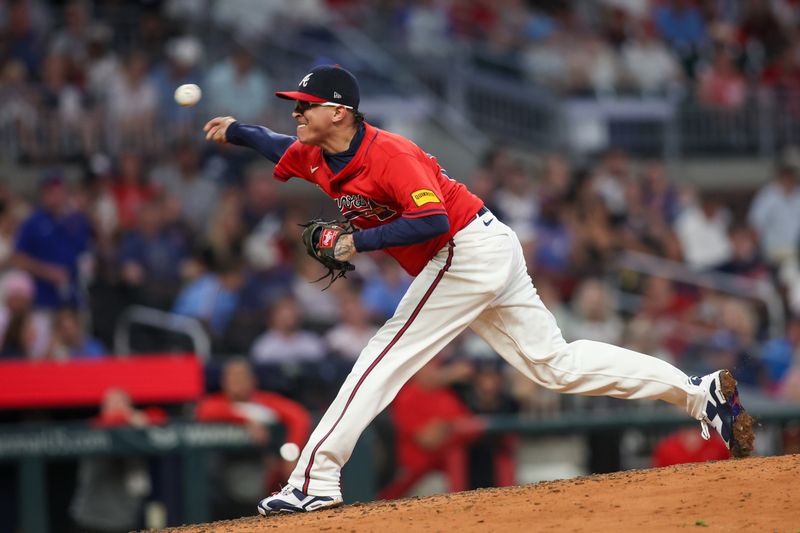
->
[476,206,488,217]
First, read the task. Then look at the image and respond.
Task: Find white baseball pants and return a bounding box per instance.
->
[288,210,707,496]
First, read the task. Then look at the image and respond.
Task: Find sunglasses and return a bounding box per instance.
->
[294,100,354,114]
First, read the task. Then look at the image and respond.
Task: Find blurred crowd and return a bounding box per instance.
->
[4,140,800,403]
[3,0,800,528]
[377,0,800,107]
[0,0,282,161]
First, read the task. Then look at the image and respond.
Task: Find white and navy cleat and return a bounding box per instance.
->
[257,485,343,515]
[690,369,754,457]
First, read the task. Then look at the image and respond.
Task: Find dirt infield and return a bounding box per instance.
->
[166,454,799,532]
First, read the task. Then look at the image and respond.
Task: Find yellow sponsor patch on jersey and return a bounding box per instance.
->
[411,189,440,206]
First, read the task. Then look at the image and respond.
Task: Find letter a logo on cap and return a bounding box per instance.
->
[300,73,313,87]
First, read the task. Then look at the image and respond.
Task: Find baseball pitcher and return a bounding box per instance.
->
[203,65,753,515]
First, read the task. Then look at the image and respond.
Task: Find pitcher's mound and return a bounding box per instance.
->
[167,454,800,532]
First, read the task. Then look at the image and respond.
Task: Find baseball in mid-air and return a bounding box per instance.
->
[174,83,202,107]
[280,442,300,462]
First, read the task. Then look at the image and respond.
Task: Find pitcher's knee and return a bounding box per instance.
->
[519,343,583,392]
[567,339,596,353]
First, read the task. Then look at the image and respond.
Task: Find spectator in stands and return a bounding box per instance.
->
[623,315,676,365]
[112,152,156,231]
[471,5,526,79]
[539,153,572,201]
[621,21,683,95]
[716,224,769,279]
[151,140,217,235]
[673,190,732,270]
[0,269,49,358]
[37,52,87,137]
[172,254,244,339]
[1,0,47,77]
[568,278,624,344]
[739,0,787,62]
[206,188,247,267]
[12,172,92,311]
[106,51,158,148]
[118,197,189,308]
[205,45,271,123]
[240,169,282,234]
[532,197,575,280]
[633,276,691,359]
[325,288,379,361]
[700,298,766,388]
[491,161,538,246]
[761,314,800,392]
[592,147,630,217]
[573,199,616,278]
[244,203,299,275]
[641,160,681,224]
[82,153,118,240]
[0,58,37,151]
[398,0,454,59]
[619,176,681,260]
[697,45,748,109]
[461,358,518,490]
[84,23,120,105]
[151,36,204,125]
[292,253,341,327]
[361,256,414,321]
[250,294,326,364]
[210,0,289,41]
[48,0,92,72]
[653,0,706,70]
[748,164,800,265]
[70,387,166,533]
[382,357,481,499]
[599,4,629,49]
[49,307,105,359]
[578,35,622,97]
[196,357,311,519]
[92,387,167,428]
[760,36,800,117]
[521,31,570,91]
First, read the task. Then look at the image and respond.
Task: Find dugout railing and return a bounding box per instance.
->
[4,398,800,532]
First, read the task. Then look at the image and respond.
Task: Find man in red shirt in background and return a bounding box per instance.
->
[195,357,310,519]
[382,358,480,499]
[651,427,730,467]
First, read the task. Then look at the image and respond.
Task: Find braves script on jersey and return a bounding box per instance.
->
[273,122,483,275]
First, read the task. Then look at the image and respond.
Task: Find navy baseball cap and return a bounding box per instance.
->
[275,65,360,110]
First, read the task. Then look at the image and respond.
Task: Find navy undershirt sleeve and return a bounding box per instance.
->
[226,122,296,163]
[353,213,450,252]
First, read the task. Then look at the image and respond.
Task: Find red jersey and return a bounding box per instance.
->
[651,429,730,467]
[196,391,311,446]
[391,380,471,471]
[273,122,483,276]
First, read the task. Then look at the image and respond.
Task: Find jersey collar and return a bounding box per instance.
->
[323,122,379,184]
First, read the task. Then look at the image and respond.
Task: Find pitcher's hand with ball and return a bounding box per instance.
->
[204,116,237,144]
